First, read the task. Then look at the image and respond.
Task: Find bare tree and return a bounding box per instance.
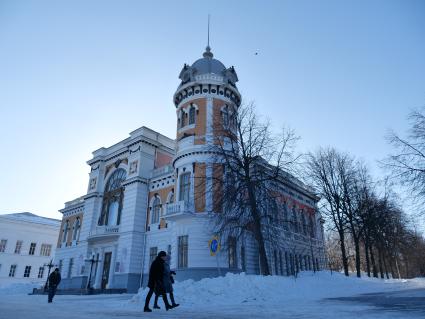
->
[206,103,301,275]
[383,107,425,212]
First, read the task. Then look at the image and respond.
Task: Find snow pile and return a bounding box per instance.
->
[0,282,43,295]
[130,271,425,306]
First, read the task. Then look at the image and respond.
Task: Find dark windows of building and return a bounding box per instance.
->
[58,260,63,273]
[179,173,191,202]
[178,235,188,268]
[221,105,229,127]
[241,246,246,272]
[309,215,315,238]
[189,105,196,125]
[301,213,307,236]
[9,264,17,277]
[68,258,73,278]
[151,196,161,224]
[38,267,44,278]
[0,239,7,252]
[167,244,172,259]
[14,240,23,254]
[72,218,81,241]
[228,236,237,268]
[29,242,36,255]
[40,244,52,256]
[180,109,186,128]
[149,247,158,266]
[24,265,31,277]
[99,168,127,226]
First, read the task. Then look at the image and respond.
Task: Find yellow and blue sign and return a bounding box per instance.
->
[209,236,220,256]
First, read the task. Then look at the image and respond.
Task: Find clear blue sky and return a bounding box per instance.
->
[0,0,424,220]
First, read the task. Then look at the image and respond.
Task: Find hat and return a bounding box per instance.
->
[158,251,167,257]
[54,268,60,271]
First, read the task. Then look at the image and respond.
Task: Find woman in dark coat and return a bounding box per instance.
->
[154,256,179,309]
[144,251,171,312]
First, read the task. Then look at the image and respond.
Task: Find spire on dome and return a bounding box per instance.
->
[203,14,213,59]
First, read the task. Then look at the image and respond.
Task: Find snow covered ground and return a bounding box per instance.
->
[0,272,424,319]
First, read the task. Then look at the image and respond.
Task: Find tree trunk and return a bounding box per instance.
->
[364,241,371,277]
[354,237,361,278]
[378,249,384,279]
[383,256,390,279]
[338,231,349,276]
[369,244,378,278]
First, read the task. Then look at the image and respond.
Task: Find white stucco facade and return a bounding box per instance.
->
[0,213,60,285]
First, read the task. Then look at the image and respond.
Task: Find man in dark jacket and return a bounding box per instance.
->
[144,251,172,312]
[48,268,61,303]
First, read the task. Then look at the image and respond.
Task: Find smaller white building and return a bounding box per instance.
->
[0,213,61,285]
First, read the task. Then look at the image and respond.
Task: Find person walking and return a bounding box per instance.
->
[144,251,172,312]
[153,256,179,309]
[47,268,61,303]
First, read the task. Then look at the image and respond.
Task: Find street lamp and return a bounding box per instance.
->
[43,259,56,292]
[84,255,101,291]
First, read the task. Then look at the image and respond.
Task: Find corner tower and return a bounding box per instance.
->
[172,46,241,214]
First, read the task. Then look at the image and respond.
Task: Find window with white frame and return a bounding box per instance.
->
[179,173,191,202]
[9,264,17,277]
[29,242,36,255]
[40,244,52,256]
[178,235,188,268]
[14,240,23,254]
[24,265,31,277]
[180,109,186,128]
[151,196,161,224]
[0,239,7,252]
[62,220,69,243]
[38,267,44,278]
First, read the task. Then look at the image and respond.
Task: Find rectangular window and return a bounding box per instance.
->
[14,240,23,254]
[241,246,246,272]
[167,244,172,259]
[68,258,73,278]
[38,267,44,278]
[228,236,237,268]
[179,173,191,202]
[40,244,52,256]
[0,239,7,252]
[58,260,63,273]
[29,242,36,255]
[149,247,158,266]
[24,265,31,277]
[9,264,17,277]
[178,235,188,268]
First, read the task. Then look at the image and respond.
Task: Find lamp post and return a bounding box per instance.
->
[43,259,56,292]
[85,255,100,291]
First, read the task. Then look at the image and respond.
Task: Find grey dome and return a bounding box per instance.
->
[191,57,226,76]
[191,46,226,76]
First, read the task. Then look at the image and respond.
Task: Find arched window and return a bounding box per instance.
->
[62,220,69,243]
[189,106,196,125]
[98,168,127,226]
[72,218,81,241]
[180,109,186,128]
[151,196,161,224]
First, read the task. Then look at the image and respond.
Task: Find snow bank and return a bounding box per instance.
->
[130,271,425,306]
[0,282,43,295]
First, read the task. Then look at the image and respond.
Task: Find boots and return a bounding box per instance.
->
[170,292,179,308]
[143,307,152,312]
[153,294,160,309]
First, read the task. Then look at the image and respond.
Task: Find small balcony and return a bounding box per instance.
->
[163,200,193,220]
[87,225,120,241]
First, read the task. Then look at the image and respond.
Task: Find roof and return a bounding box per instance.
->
[0,212,61,227]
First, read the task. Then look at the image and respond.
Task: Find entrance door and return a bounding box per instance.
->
[101,252,112,289]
